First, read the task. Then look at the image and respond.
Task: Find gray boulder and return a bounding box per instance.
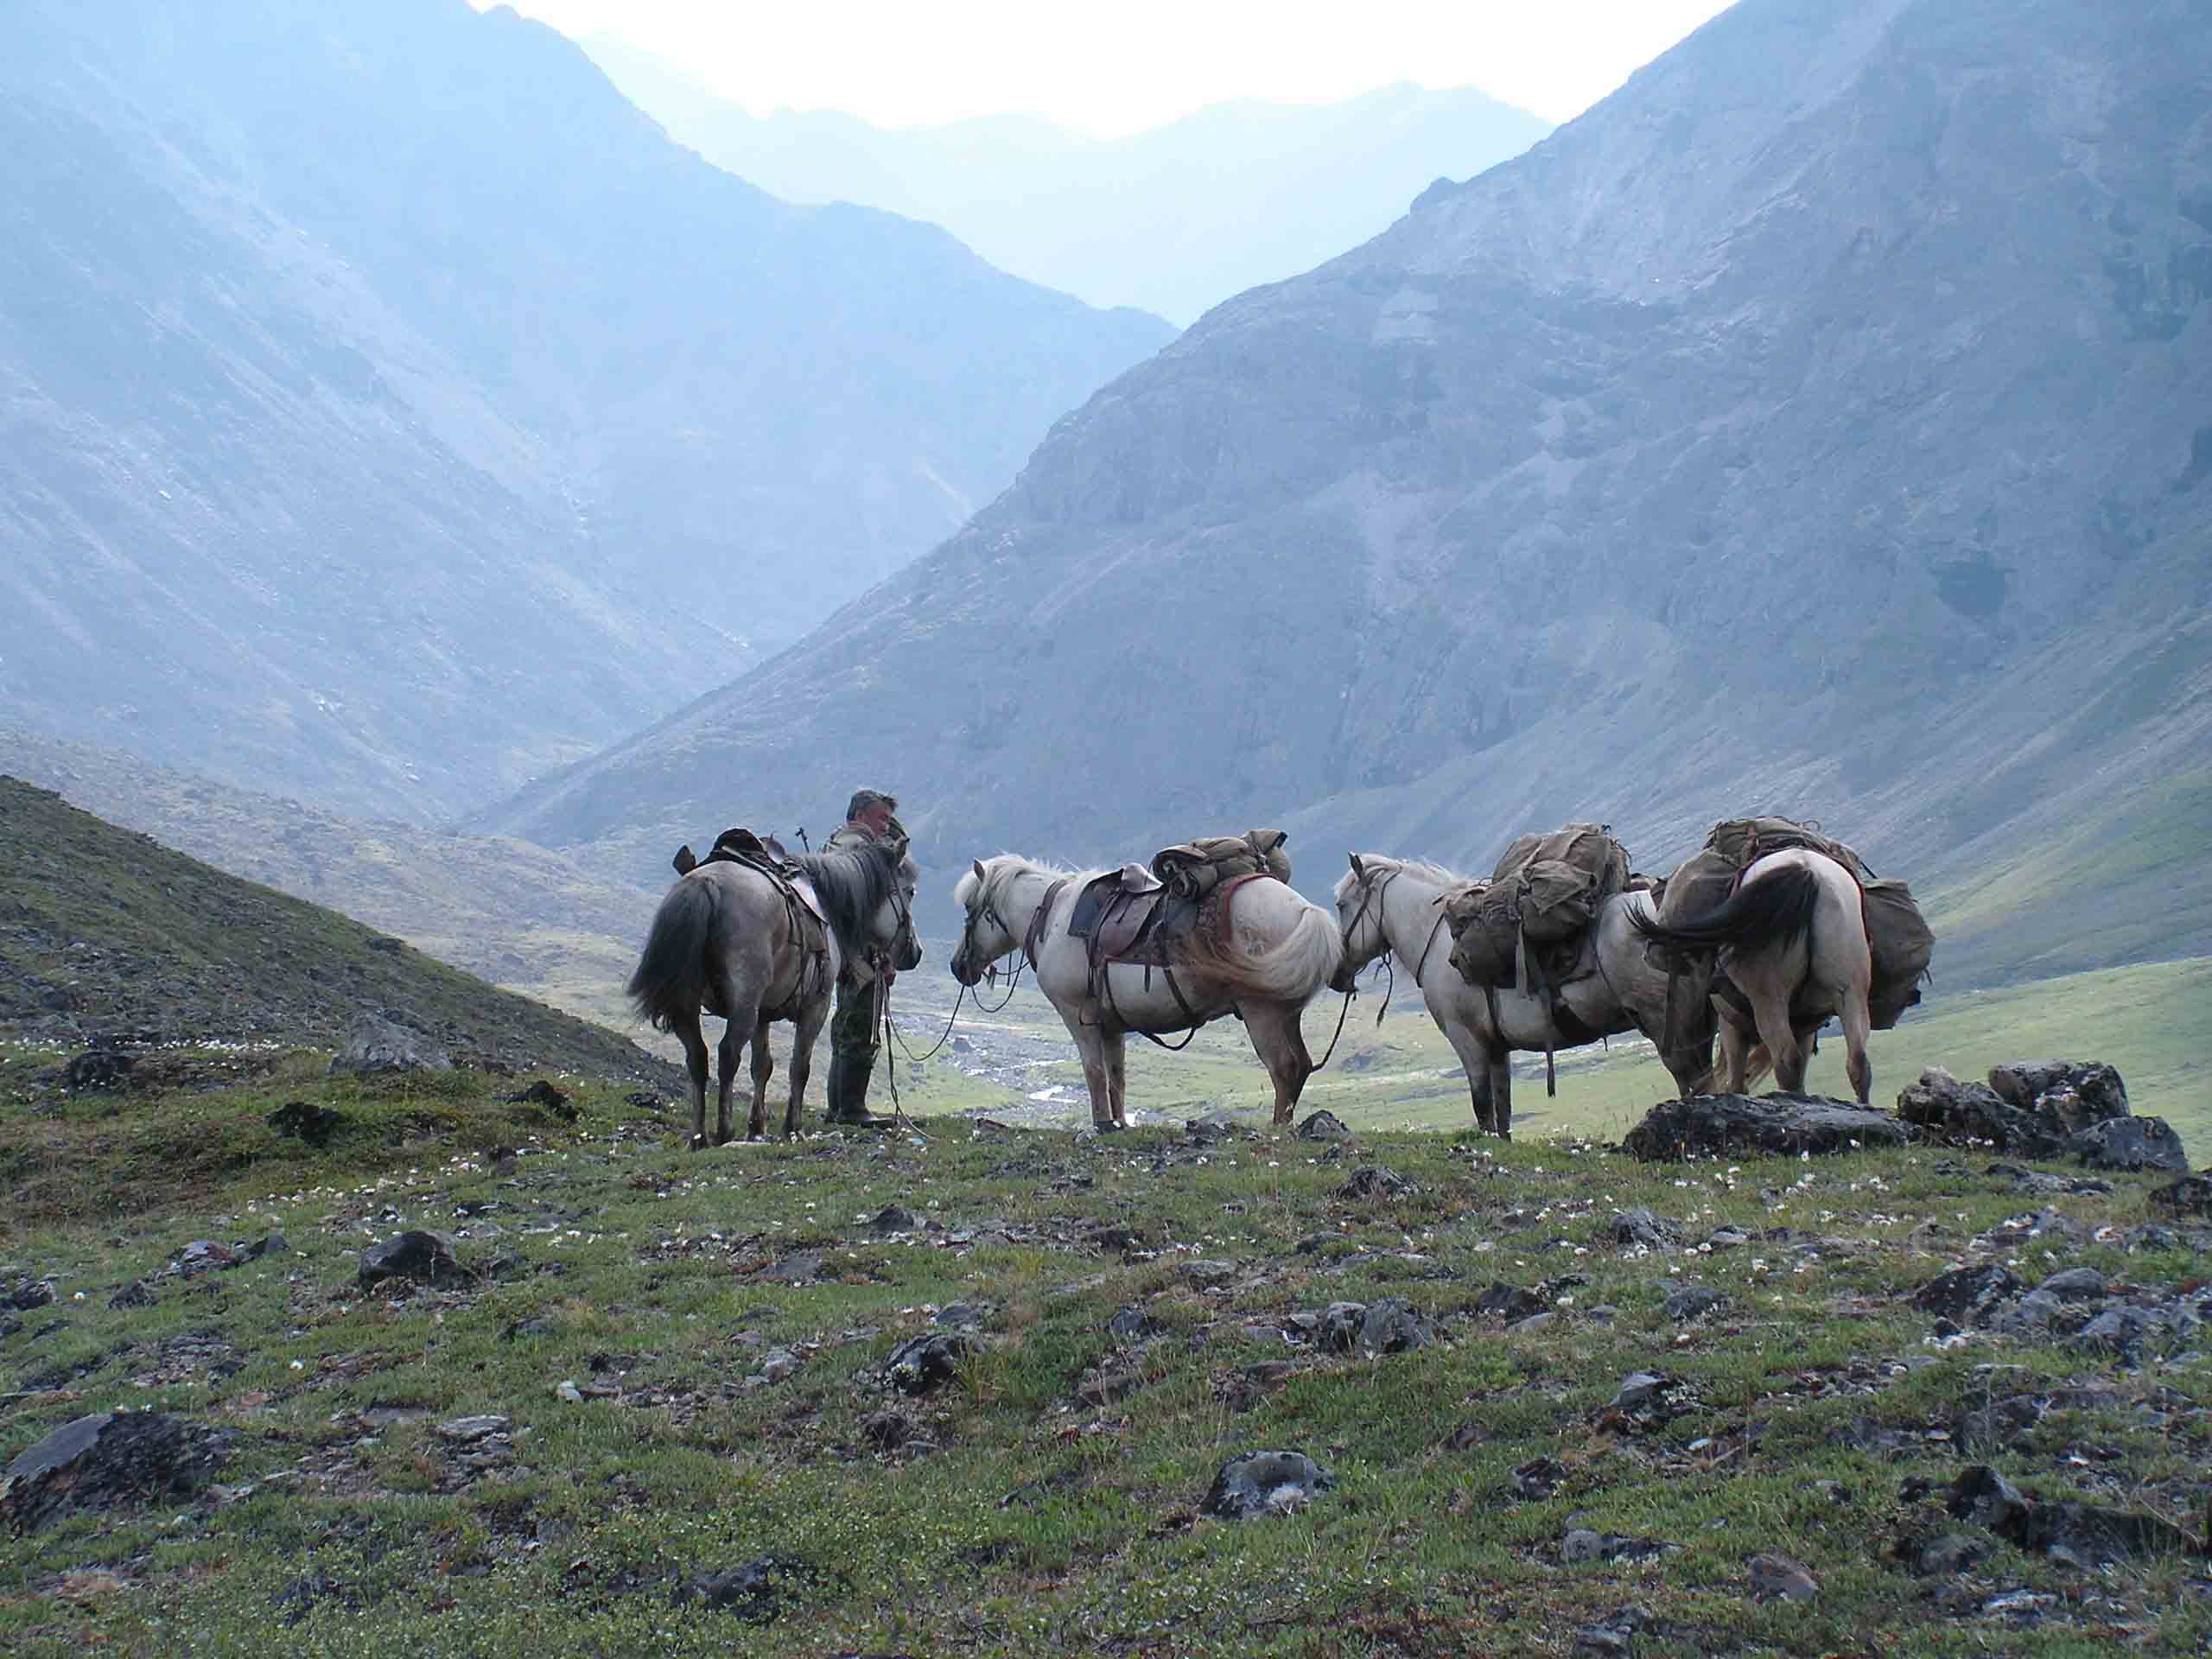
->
[1200,1450,1336,1519]
[1624,1093,1908,1161]
[330,1017,452,1077]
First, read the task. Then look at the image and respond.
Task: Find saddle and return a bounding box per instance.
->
[671,827,833,1007]
[1065,859,1273,1027]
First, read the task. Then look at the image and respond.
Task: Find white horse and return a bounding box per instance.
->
[1630,847,1876,1103]
[1331,854,1717,1137]
[949,854,1344,1128]
[626,836,921,1144]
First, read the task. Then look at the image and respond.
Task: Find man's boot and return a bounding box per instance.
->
[824,1046,891,1128]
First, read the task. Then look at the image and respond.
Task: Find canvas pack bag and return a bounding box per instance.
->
[1151,829,1293,901]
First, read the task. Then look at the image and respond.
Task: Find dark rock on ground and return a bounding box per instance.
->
[2037,1267,2107,1300]
[506,1079,577,1120]
[1296,1109,1350,1140]
[248,1232,291,1259]
[1906,1532,1988,1577]
[358,1230,464,1290]
[757,1252,823,1284]
[1611,1208,1679,1249]
[1475,1282,1548,1322]
[272,1570,356,1627]
[1511,1457,1565,1499]
[170,1240,241,1278]
[1624,1093,1909,1161]
[1985,1289,2067,1338]
[1313,1300,1370,1354]
[2150,1174,2212,1217]
[677,1556,823,1624]
[1200,1450,1336,1519]
[885,1333,971,1395]
[1611,1370,1678,1413]
[6,1277,55,1311]
[1663,1284,1725,1323]
[868,1205,919,1234]
[1185,1113,1243,1144]
[2069,1115,2188,1173]
[329,1017,452,1077]
[1357,1298,1432,1355]
[861,1410,917,1451]
[1986,1161,2111,1197]
[2,1409,232,1530]
[1565,1529,1676,1564]
[933,1303,987,1332]
[107,1281,156,1310]
[1747,1553,1819,1603]
[1948,1464,2202,1567]
[1901,1061,2157,1165]
[1990,1060,2128,1116]
[63,1048,136,1093]
[1106,1306,1160,1344]
[1573,1605,1649,1658]
[1911,1265,2027,1327]
[1335,1166,1412,1200]
[266,1099,347,1146]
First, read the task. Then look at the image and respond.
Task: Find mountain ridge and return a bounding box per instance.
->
[486,0,2212,995]
[0,0,1172,822]
[583,35,1553,326]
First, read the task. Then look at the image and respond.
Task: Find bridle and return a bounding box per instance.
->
[1339,862,1449,1028]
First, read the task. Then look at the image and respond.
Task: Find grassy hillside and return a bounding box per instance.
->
[0,727,654,1004]
[0,1060,2203,1656]
[0,779,672,1088]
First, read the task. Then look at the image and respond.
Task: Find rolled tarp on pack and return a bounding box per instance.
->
[1150,829,1292,901]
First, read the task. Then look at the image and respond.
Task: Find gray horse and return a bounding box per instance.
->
[627,836,921,1144]
[1331,854,1716,1137]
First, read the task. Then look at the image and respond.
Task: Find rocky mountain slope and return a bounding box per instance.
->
[0,0,1171,822]
[0,725,655,1001]
[0,777,670,1084]
[587,37,1551,327]
[490,0,2212,992]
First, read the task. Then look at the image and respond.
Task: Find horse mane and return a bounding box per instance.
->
[1333,855,1470,904]
[793,840,911,956]
[956,853,1083,915]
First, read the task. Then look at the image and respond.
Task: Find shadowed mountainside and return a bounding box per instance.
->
[587,36,1552,327]
[0,777,672,1085]
[486,0,2212,994]
[0,0,1171,822]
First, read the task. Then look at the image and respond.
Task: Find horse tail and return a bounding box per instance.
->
[1629,863,1819,955]
[1190,892,1344,1005]
[626,874,718,1032]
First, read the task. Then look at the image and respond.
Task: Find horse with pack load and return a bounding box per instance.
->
[950,830,1340,1129]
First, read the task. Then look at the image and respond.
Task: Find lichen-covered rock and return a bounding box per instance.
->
[357,1230,462,1290]
[1624,1093,1908,1160]
[1200,1450,1336,1519]
[3,1410,232,1531]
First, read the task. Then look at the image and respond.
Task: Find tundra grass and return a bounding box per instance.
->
[0,1064,2205,1656]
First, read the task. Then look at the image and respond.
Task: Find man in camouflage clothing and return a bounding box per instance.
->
[823,788,901,1128]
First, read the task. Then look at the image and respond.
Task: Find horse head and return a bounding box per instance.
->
[950,855,1014,986]
[878,835,924,973]
[1329,853,1388,993]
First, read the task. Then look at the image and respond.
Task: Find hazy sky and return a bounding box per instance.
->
[482,1,1739,133]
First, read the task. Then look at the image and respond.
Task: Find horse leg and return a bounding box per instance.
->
[748,1015,774,1140]
[675,1008,710,1149]
[786,995,830,1139]
[1490,1051,1514,1141]
[1442,1015,1496,1132]
[1741,970,1806,1094]
[1242,1001,1313,1128]
[1840,988,1874,1105]
[1070,1020,1115,1131]
[1102,1028,1128,1130]
[710,1018,742,1145]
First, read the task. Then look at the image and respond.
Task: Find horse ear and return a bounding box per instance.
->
[1348,853,1367,881]
[971,858,987,886]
